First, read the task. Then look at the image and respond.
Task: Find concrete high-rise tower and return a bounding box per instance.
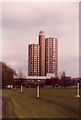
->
[28,31,58,77]
[28,44,40,76]
[39,31,46,76]
[45,37,58,77]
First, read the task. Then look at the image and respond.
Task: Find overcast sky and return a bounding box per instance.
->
[2,2,79,77]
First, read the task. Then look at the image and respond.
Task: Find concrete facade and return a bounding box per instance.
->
[45,37,58,77]
[28,44,40,76]
[39,31,46,76]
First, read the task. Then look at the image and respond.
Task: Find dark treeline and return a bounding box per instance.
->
[45,76,72,88]
[45,71,73,88]
[0,62,17,88]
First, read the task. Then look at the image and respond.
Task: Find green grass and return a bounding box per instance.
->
[2,88,80,118]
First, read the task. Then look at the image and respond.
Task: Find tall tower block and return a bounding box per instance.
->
[39,31,45,76]
[28,44,40,76]
[45,37,58,77]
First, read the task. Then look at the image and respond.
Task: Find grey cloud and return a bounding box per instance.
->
[3,3,78,30]
[2,2,79,42]
[58,55,79,77]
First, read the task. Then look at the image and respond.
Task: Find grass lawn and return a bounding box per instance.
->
[2,88,80,118]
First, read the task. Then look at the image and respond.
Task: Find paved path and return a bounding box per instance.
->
[0,98,2,120]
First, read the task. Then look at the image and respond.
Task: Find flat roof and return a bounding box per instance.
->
[26,76,51,79]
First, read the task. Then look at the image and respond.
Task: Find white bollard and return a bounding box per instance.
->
[21,85,23,93]
[76,82,80,98]
[37,85,39,98]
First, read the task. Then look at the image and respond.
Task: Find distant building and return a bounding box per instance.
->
[28,44,40,76]
[39,31,46,76]
[45,37,58,77]
[28,31,58,77]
